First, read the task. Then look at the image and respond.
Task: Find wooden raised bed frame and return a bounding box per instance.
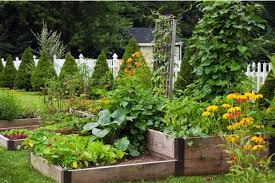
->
[0,118,39,131]
[147,129,230,176]
[30,130,179,183]
[0,134,24,150]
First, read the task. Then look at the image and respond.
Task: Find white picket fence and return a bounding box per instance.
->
[1,55,272,91]
[1,53,121,79]
[245,62,272,92]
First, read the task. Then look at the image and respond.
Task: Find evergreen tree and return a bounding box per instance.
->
[0,57,4,86]
[15,48,35,90]
[2,54,16,89]
[118,37,140,77]
[59,52,78,79]
[90,50,113,96]
[259,55,275,107]
[174,45,196,92]
[31,50,57,91]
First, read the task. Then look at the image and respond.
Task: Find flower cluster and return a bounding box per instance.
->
[226,92,263,103]
[121,51,145,77]
[227,117,254,130]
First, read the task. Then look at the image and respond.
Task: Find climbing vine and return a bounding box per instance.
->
[152,12,174,96]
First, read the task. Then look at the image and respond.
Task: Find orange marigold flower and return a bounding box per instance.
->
[239,117,254,126]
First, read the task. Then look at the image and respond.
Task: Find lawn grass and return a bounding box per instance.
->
[0,88,45,111]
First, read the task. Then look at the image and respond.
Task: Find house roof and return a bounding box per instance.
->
[129,27,183,44]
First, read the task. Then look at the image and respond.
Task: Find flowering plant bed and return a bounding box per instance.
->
[0,118,39,131]
[0,129,30,150]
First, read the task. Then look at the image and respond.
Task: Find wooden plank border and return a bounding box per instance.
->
[30,153,177,183]
[0,118,39,130]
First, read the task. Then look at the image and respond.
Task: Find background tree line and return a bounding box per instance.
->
[0,1,274,59]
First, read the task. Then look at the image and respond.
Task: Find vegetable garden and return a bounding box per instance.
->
[0,1,274,183]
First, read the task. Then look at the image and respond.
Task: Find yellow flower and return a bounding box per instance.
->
[72,161,79,169]
[244,92,263,100]
[226,135,239,143]
[243,144,251,150]
[222,104,232,108]
[239,117,254,126]
[227,93,238,100]
[228,107,241,113]
[250,136,265,144]
[252,145,264,151]
[267,106,273,113]
[207,105,219,112]
[255,125,264,129]
[202,111,211,117]
[227,122,240,130]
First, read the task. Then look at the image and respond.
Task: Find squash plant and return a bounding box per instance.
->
[83,76,165,157]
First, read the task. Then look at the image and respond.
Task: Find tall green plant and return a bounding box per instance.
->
[59,52,78,79]
[15,48,35,90]
[31,50,57,91]
[188,1,265,100]
[90,50,113,97]
[2,54,17,89]
[118,37,140,77]
[174,45,196,92]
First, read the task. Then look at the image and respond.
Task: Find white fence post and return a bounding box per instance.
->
[112,53,119,79]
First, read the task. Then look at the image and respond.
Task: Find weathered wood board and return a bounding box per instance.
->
[0,118,39,130]
[0,134,24,150]
[30,153,176,183]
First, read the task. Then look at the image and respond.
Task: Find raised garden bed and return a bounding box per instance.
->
[147,129,274,176]
[0,118,39,131]
[30,130,179,183]
[0,128,31,150]
[0,134,24,150]
[147,129,230,176]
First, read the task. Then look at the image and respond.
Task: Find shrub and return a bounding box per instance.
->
[188,1,265,100]
[118,37,140,77]
[2,54,17,89]
[0,93,21,120]
[15,48,35,90]
[90,50,113,98]
[59,52,78,79]
[259,55,275,107]
[174,45,196,92]
[31,50,57,91]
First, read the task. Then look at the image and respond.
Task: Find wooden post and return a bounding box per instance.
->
[167,18,176,99]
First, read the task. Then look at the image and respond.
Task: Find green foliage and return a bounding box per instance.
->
[31,50,57,91]
[90,50,113,98]
[2,54,17,89]
[0,92,21,120]
[2,129,29,137]
[259,55,275,107]
[59,52,78,79]
[152,13,173,95]
[174,45,196,92]
[118,37,140,78]
[162,97,208,137]
[188,1,265,100]
[84,76,165,157]
[24,129,124,169]
[15,48,35,90]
